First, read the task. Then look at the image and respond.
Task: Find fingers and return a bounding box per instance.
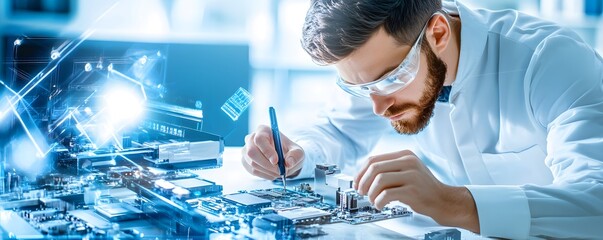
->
[242,125,306,179]
[353,150,415,189]
[373,186,406,210]
[242,131,280,179]
[244,143,280,175]
[241,148,279,180]
[281,133,305,177]
[241,155,279,180]
[367,171,414,204]
[253,125,278,164]
[285,152,304,178]
[284,146,304,167]
[356,155,417,195]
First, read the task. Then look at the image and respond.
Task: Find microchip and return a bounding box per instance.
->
[168,178,223,197]
[252,213,293,231]
[170,178,213,189]
[299,197,319,203]
[262,190,284,198]
[27,209,59,220]
[222,193,271,213]
[39,220,70,235]
[277,207,331,225]
[223,193,271,207]
[249,190,283,199]
[94,202,143,222]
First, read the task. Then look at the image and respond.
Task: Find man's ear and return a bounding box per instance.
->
[426,14,451,54]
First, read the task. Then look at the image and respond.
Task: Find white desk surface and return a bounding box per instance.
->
[193,147,486,239]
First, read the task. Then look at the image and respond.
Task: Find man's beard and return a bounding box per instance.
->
[385,43,447,135]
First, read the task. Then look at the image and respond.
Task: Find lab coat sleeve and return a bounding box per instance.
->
[288,92,391,179]
[474,34,603,238]
[524,34,603,238]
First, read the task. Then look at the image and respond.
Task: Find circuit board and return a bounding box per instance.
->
[196,187,411,224]
[0,167,411,239]
[181,185,411,239]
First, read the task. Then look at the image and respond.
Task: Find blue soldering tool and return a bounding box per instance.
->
[269,107,287,192]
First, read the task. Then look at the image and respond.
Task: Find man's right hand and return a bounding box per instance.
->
[241,125,305,180]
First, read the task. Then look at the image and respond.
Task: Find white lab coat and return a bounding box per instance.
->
[291,1,603,239]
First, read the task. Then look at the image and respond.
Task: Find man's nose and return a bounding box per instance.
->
[370,94,394,116]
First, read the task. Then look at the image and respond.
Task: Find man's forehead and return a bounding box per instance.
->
[336,28,412,84]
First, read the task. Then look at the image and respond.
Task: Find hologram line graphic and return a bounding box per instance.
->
[0,2,122,158]
[2,51,151,157]
[5,97,44,156]
[221,87,253,121]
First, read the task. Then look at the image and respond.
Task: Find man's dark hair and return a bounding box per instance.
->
[302,0,442,65]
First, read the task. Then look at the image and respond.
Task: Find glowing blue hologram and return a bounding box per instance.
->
[130,52,161,80]
[9,136,49,178]
[6,29,96,112]
[108,68,148,101]
[108,63,114,71]
[221,87,253,121]
[50,49,60,60]
[72,118,94,147]
[139,55,148,65]
[85,63,93,72]
[96,61,103,70]
[156,51,161,57]
[5,97,48,157]
[195,100,203,109]
[1,1,132,164]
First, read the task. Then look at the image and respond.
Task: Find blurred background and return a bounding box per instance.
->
[0,0,602,148]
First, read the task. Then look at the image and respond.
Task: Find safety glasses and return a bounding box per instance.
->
[336,20,428,98]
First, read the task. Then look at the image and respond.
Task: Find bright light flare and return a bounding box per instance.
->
[103,87,145,124]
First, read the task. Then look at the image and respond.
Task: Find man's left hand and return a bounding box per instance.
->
[353,149,480,233]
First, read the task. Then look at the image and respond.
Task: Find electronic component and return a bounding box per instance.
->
[140,131,224,170]
[169,178,222,197]
[253,213,293,230]
[26,209,59,220]
[150,141,222,164]
[154,179,176,195]
[107,166,135,180]
[153,177,222,200]
[314,163,353,205]
[222,193,272,213]
[425,229,461,240]
[0,210,42,238]
[69,210,113,230]
[249,189,286,199]
[277,207,332,225]
[338,189,371,212]
[39,220,71,235]
[94,202,143,222]
[252,213,294,239]
[172,187,191,199]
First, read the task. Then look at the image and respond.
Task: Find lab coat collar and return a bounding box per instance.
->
[449,1,489,103]
[442,1,496,184]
